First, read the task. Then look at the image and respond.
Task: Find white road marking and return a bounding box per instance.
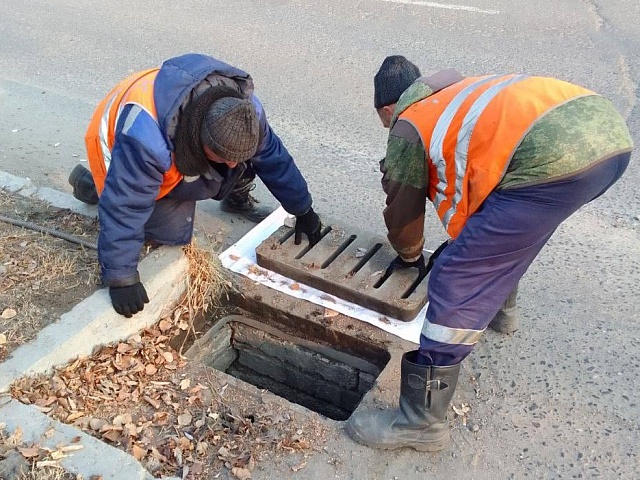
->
[382,0,500,14]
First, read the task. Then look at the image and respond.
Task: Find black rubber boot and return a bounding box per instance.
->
[488,284,519,334]
[346,351,461,451]
[68,165,99,205]
[220,177,272,223]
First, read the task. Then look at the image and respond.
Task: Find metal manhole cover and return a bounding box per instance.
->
[255,221,428,321]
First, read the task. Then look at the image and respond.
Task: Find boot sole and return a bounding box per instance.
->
[68,165,99,205]
[68,164,88,186]
[345,421,450,452]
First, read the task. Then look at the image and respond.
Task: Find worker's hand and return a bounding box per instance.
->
[109,282,150,318]
[386,254,428,279]
[294,208,322,246]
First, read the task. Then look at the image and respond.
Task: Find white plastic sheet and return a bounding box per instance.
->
[219,207,425,344]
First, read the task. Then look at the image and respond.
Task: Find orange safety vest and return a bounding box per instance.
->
[84,69,183,199]
[399,75,594,238]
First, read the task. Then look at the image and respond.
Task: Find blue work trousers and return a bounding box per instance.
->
[420,152,631,366]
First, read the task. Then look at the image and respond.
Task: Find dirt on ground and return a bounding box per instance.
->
[0,423,78,480]
[1,194,329,479]
[10,312,328,480]
[0,190,101,479]
[0,190,100,362]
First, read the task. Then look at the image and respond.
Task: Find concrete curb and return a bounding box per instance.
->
[0,399,180,480]
[0,169,98,218]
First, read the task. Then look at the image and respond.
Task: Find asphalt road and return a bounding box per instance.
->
[1,0,639,478]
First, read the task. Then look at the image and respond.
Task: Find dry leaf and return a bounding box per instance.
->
[177,412,192,426]
[131,444,146,460]
[158,319,172,332]
[18,446,40,458]
[292,461,307,472]
[102,430,120,442]
[60,445,83,453]
[0,333,6,345]
[89,418,108,431]
[143,395,161,409]
[229,254,241,261]
[66,411,85,422]
[231,467,252,480]
[50,449,67,460]
[145,364,157,376]
[162,352,174,363]
[179,379,191,390]
[1,308,17,319]
[452,403,471,417]
[196,442,208,456]
[177,320,189,330]
[112,413,132,427]
[323,309,339,318]
[7,426,23,446]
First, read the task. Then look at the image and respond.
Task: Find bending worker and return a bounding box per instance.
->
[347,55,633,451]
[69,53,322,318]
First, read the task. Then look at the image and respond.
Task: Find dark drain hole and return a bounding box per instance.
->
[321,235,357,269]
[278,229,295,244]
[295,225,333,259]
[401,274,424,299]
[347,243,383,278]
[193,321,385,421]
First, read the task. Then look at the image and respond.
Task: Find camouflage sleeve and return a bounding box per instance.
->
[381,121,428,261]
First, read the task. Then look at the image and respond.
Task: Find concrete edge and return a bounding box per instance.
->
[0,398,180,480]
[0,169,98,218]
[0,246,188,392]
[0,173,197,479]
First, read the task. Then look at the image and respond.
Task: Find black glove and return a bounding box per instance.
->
[109,282,150,318]
[294,208,322,246]
[386,254,428,279]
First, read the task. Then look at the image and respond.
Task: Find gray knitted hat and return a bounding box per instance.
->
[201,97,259,163]
[374,55,421,109]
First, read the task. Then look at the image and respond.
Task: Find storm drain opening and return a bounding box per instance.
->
[187,315,389,421]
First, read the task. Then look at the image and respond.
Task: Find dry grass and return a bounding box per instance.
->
[16,466,75,480]
[182,240,232,317]
[176,240,234,354]
[0,190,100,361]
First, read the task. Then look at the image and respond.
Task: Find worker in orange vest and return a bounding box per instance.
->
[69,53,322,318]
[347,56,633,451]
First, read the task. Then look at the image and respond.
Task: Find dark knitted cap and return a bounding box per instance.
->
[374,56,421,109]
[201,97,259,163]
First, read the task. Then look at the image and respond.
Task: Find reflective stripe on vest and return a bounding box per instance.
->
[400,75,594,238]
[84,68,183,199]
[421,318,484,346]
